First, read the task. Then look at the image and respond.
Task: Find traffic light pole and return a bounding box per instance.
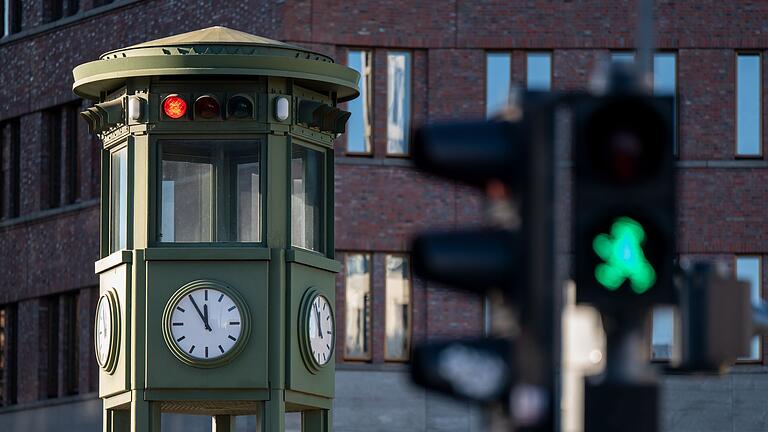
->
[585,308,659,432]
[515,94,558,432]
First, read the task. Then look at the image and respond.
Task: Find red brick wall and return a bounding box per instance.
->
[0,0,766,396]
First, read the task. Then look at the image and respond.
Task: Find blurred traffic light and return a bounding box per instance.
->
[411,338,514,404]
[409,93,556,430]
[573,94,675,308]
[678,262,752,373]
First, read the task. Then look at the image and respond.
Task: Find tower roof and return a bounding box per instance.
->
[73,26,358,102]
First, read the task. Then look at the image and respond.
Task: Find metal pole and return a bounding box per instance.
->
[636,0,655,91]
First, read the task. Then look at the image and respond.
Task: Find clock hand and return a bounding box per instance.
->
[189,295,212,331]
[203,304,211,332]
[315,306,323,338]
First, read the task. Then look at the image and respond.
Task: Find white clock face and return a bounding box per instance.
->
[169,288,243,361]
[308,294,334,366]
[96,295,112,367]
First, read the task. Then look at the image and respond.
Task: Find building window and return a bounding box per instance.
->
[486,52,511,118]
[44,103,81,209]
[0,304,17,406]
[0,118,20,219]
[736,256,762,361]
[653,53,677,154]
[737,54,761,156]
[42,296,59,399]
[1,0,21,37]
[386,52,411,155]
[650,306,676,360]
[291,144,325,252]
[344,253,372,360]
[527,52,552,91]
[110,147,128,251]
[346,50,372,154]
[61,293,79,396]
[158,140,262,244]
[44,0,79,23]
[385,254,411,361]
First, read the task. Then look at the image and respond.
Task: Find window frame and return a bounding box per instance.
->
[151,136,267,247]
[383,253,413,362]
[345,48,374,156]
[735,51,763,159]
[342,252,374,362]
[385,51,413,158]
[735,255,763,363]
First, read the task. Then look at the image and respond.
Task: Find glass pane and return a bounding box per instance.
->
[161,158,213,243]
[611,52,635,64]
[527,52,552,91]
[345,254,371,359]
[385,255,411,360]
[737,55,761,156]
[651,306,675,360]
[110,148,127,252]
[236,160,260,242]
[737,256,761,360]
[347,50,372,153]
[291,145,325,252]
[654,53,677,154]
[486,53,511,118]
[386,52,411,155]
[3,0,9,37]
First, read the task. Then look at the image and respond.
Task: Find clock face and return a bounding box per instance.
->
[168,288,244,361]
[95,295,113,367]
[307,294,334,366]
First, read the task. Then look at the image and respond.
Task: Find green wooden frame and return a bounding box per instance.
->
[161,279,252,368]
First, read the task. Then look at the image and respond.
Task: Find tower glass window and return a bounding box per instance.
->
[110,148,128,252]
[291,144,325,252]
[347,50,372,154]
[158,140,262,243]
[385,254,411,361]
[386,52,411,155]
[344,253,371,360]
[486,52,511,118]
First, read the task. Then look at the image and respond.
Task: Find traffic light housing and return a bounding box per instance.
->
[573,94,675,308]
[81,97,125,133]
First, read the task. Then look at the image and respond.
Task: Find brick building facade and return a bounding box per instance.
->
[0,1,767,431]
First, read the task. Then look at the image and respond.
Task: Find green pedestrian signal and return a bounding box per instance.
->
[592,216,656,294]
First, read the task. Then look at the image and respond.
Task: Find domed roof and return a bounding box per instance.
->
[73,26,358,102]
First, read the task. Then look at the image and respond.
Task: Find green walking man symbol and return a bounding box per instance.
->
[592,216,657,294]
